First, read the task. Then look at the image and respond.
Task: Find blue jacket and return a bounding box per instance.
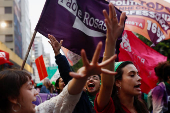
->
[55,53,95,113]
[40,85,50,94]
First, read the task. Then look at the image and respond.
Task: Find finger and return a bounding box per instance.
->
[99,54,117,67]
[48,41,55,50]
[60,40,63,45]
[101,68,117,75]
[51,35,56,40]
[48,34,50,38]
[48,41,53,47]
[48,41,52,45]
[104,19,110,34]
[48,35,53,42]
[111,3,116,19]
[50,35,58,43]
[48,34,52,39]
[69,72,84,79]
[81,49,89,67]
[103,10,110,24]
[92,42,102,64]
[119,12,126,27]
[111,4,118,24]
[109,3,113,19]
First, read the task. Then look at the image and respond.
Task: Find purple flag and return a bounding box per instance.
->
[35,0,125,60]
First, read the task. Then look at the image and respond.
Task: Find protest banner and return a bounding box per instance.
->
[119,30,167,93]
[108,0,170,45]
[132,0,170,15]
[61,46,81,66]
[35,0,125,60]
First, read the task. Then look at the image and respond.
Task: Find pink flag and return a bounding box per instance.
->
[61,46,81,66]
[119,30,167,93]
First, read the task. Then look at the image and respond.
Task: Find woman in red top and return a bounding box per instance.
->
[94,3,148,113]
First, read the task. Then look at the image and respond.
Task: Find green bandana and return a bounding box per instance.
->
[114,62,124,71]
[86,92,96,107]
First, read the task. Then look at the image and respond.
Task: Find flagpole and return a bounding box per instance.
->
[21,30,37,70]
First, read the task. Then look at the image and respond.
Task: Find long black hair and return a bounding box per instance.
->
[111,61,148,113]
[55,77,62,94]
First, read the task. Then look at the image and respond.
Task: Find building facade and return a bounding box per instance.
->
[21,0,31,65]
[0,0,34,72]
[0,0,22,59]
[43,53,51,67]
[34,36,44,59]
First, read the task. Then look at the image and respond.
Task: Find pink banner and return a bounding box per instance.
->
[119,30,167,93]
[61,46,81,66]
[108,0,170,45]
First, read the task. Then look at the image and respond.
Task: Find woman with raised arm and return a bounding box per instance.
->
[48,34,102,113]
[0,42,116,113]
[94,3,148,113]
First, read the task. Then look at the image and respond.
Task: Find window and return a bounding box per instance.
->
[5,35,13,42]
[6,21,12,27]
[5,7,12,14]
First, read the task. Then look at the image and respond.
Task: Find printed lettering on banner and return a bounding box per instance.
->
[58,0,106,37]
[0,52,7,60]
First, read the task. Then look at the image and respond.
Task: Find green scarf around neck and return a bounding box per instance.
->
[86,92,96,107]
[164,82,170,91]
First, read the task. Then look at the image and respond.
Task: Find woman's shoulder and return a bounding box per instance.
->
[152,82,166,96]
[94,93,115,113]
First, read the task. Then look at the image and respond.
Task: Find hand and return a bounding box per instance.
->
[48,34,63,56]
[69,42,117,79]
[103,3,126,43]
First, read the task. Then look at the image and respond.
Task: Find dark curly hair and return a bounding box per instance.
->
[0,69,31,112]
[154,61,170,82]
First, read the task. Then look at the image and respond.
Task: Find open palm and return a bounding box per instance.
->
[70,42,117,79]
[48,34,63,56]
[103,3,126,43]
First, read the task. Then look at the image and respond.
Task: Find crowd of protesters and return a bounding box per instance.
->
[0,3,170,113]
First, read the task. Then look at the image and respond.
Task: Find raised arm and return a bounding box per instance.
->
[96,3,126,111]
[48,34,72,85]
[68,41,117,95]
[36,42,117,113]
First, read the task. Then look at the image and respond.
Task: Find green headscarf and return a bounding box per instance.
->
[52,81,56,86]
[114,62,124,71]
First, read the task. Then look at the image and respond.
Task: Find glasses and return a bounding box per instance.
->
[87,75,99,80]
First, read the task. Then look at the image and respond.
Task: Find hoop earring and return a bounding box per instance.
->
[12,103,21,112]
[117,86,121,95]
[117,90,119,95]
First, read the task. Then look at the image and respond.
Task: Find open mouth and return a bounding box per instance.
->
[134,84,141,91]
[32,100,36,107]
[88,83,95,90]
[134,84,140,88]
